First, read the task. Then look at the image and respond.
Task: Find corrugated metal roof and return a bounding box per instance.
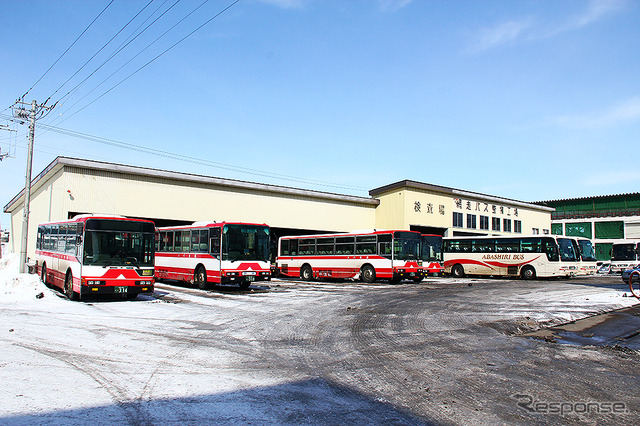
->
[4,156,380,213]
[534,192,640,205]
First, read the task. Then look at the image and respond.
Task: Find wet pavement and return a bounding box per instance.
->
[524,304,640,350]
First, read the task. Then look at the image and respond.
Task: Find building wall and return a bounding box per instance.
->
[373,185,551,236]
[8,163,377,260]
[63,166,376,232]
[8,167,67,255]
[6,158,554,262]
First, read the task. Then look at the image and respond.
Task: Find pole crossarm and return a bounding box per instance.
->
[10,99,56,273]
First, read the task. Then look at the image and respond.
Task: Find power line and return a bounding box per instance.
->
[49,0,192,124]
[20,118,368,193]
[20,0,116,101]
[54,0,230,125]
[44,0,156,106]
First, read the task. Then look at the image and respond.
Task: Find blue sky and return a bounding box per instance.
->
[1,0,639,229]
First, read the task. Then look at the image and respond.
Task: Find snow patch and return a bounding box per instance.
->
[0,253,50,302]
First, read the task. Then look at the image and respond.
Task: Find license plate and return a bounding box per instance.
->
[246,276,255,282]
[114,286,127,294]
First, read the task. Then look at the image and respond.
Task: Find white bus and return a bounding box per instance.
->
[155,222,271,289]
[443,235,579,279]
[610,240,640,274]
[574,237,597,275]
[35,215,156,300]
[276,230,423,283]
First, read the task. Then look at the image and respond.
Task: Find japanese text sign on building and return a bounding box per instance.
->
[453,198,518,217]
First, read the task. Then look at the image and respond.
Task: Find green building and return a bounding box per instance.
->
[535,193,640,261]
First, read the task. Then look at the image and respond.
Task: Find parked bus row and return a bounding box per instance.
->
[443,235,597,279]
[33,215,613,301]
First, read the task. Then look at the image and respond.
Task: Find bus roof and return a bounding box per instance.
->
[279,229,421,240]
[157,221,269,231]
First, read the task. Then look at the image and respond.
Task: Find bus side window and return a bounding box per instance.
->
[280,240,290,256]
[379,242,392,258]
[542,238,559,261]
[210,228,221,257]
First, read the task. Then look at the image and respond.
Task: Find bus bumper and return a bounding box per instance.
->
[81,284,154,296]
[220,274,271,285]
[393,270,422,281]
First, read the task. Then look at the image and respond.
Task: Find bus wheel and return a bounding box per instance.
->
[300,265,313,281]
[194,266,209,290]
[451,264,465,278]
[65,272,78,301]
[360,264,376,283]
[41,264,48,286]
[520,266,536,280]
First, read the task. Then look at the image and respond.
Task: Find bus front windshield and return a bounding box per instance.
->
[420,236,443,262]
[577,240,597,261]
[557,238,579,262]
[222,224,270,262]
[83,219,155,267]
[393,232,420,261]
[611,244,637,261]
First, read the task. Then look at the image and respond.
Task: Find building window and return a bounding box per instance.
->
[467,214,476,229]
[503,219,512,233]
[453,212,464,228]
[532,228,540,235]
[480,215,489,230]
[514,220,522,233]
[492,217,501,231]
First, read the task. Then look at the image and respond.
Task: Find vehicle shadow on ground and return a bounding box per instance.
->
[156,279,271,294]
[1,378,436,425]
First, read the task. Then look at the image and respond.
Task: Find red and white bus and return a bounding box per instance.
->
[420,234,444,277]
[155,222,271,289]
[443,235,580,279]
[35,215,156,300]
[276,230,423,283]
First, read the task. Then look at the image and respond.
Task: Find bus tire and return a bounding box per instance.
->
[194,266,209,290]
[300,264,313,281]
[520,266,536,280]
[41,263,48,286]
[360,264,376,283]
[65,272,78,301]
[451,264,465,278]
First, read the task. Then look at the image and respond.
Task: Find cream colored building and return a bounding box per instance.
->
[4,157,553,259]
[370,180,554,237]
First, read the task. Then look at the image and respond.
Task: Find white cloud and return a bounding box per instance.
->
[552,97,640,129]
[564,0,624,30]
[542,0,625,38]
[468,0,626,53]
[585,170,640,187]
[469,19,533,53]
[378,0,413,12]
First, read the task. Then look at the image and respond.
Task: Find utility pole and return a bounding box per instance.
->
[12,99,55,273]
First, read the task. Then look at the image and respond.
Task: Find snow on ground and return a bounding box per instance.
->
[0,253,49,302]
[1,249,638,424]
